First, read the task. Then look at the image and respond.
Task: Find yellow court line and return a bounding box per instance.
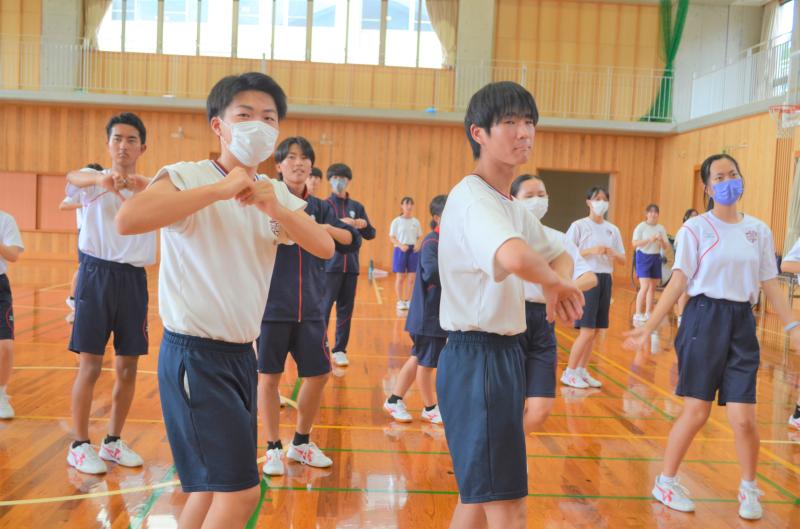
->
[37,282,73,292]
[372,278,383,305]
[554,328,800,476]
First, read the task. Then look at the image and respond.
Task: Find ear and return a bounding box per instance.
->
[210,116,224,138]
[139,144,147,155]
[469,123,486,148]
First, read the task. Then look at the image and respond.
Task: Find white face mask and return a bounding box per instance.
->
[330,177,348,194]
[519,196,549,220]
[222,120,279,167]
[590,200,608,217]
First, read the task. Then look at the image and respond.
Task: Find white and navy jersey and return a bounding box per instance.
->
[632,221,669,255]
[389,216,423,246]
[784,237,800,280]
[525,225,591,303]
[438,175,565,336]
[153,160,306,343]
[566,217,625,274]
[673,212,777,304]
[66,169,156,267]
[0,211,24,275]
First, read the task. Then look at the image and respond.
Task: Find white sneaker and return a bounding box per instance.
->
[263,447,285,476]
[738,486,764,520]
[633,313,646,326]
[396,300,406,310]
[789,414,800,430]
[66,297,75,311]
[560,370,589,389]
[100,438,143,467]
[579,368,603,388]
[403,300,411,310]
[383,399,412,422]
[331,351,349,367]
[287,442,333,468]
[421,405,443,425]
[0,394,14,419]
[67,443,108,474]
[652,476,695,513]
[677,316,682,327]
[66,311,75,324]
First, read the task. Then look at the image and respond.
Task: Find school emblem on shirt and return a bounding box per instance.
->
[349,210,356,218]
[270,219,282,238]
[745,230,758,244]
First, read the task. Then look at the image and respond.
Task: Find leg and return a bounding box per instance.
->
[71,353,104,440]
[258,373,283,442]
[449,500,487,529]
[178,491,213,529]
[404,273,415,301]
[0,340,13,388]
[108,355,139,437]
[394,272,404,302]
[662,397,712,477]
[392,356,418,399]
[523,397,555,433]
[483,497,526,529]
[333,274,358,352]
[645,279,656,315]
[416,365,436,408]
[726,403,759,481]
[296,373,329,435]
[635,277,647,316]
[322,273,345,331]
[568,328,595,370]
[200,487,261,529]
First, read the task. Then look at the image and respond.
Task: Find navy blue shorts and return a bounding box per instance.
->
[436,331,527,504]
[575,272,611,329]
[392,246,418,273]
[635,251,662,279]
[69,254,148,356]
[411,334,445,368]
[257,320,331,377]
[0,274,14,340]
[158,330,260,493]
[520,302,556,398]
[675,295,759,406]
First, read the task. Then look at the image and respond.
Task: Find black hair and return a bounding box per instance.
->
[106,112,146,145]
[206,72,287,122]
[326,163,352,180]
[699,154,744,211]
[586,186,609,200]
[682,208,699,223]
[645,204,660,213]
[510,173,543,198]
[429,194,447,229]
[274,137,315,166]
[464,81,539,160]
[84,163,104,171]
[310,167,322,178]
[400,196,414,205]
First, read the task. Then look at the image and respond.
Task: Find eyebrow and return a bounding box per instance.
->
[234,104,277,115]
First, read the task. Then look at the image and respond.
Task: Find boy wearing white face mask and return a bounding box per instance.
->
[563,186,625,389]
[116,72,335,529]
[511,174,597,430]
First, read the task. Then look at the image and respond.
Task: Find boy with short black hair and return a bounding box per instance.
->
[437,81,584,528]
[322,163,376,368]
[306,166,323,196]
[116,72,334,529]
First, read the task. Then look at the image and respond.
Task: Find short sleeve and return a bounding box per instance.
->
[150,166,192,232]
[759,226,779,282]
[632,223,644,242]
[389,218,399,238]
[612,226,626,255]
[566,239,591,280]
[463,200,524,282]
[1,215,24,250]
[565,221,581,249]
[527,215,564,263]
[673,225,700,279]
[415,218,423,238]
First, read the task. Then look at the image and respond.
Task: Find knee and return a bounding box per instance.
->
[260,374,282,391]
[729,414,757,434]
[305,372,330,388]
[236,486,261,512]
[79,361,103,382]
[116,364,137,384]
[683,406,711,426]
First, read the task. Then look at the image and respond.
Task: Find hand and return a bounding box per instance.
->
[339,217,356,227]
[355,218,367,229]
[97,171,126,201]
[215,167,254,200]
[602,247,614,256]
[623,325,651,351]
[125,174,149,193]
[400,244,409,252]
[790,328,800,352]
[238,179,282,217]
[542,279,584,323]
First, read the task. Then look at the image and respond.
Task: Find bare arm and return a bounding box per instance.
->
[275,208,335,259]
[59,199,81,211]
[549,250,574,281]
[575,272,597,291]
[624,270,688,348]
[0,244,22,262]
[781,261,800,274]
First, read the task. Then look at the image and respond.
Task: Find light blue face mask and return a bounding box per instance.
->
[712,178,743,206]
[330,177,348,194]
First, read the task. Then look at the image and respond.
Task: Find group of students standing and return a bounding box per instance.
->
[0,74,799,529]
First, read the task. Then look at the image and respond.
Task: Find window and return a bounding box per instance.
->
[777,0,795,39]
[97,0,123,51]
[199,0,233,56]
[124,0,158,53]
[384,0,417,67]
[347,0,380,64]
[274,0,307,60]
[416,0,444,68]
[311,0,346,63]
[237,0,273,59]
[162,0,199,55]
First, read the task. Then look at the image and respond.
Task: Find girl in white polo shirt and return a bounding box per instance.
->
[626,154,800,521]
[562,186,626,389]
[389,197,423,311]
[781,237,800,429]
[632,204,669,325]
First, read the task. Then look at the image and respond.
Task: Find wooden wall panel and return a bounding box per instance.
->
[0,171,37,231]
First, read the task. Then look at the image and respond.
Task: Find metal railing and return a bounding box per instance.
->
[690,33,792,119]
[0,34,673,122]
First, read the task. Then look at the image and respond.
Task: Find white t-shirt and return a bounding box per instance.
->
[389,216,423,246]
[673,212,777,304]
[632,221,669,255]
[784,238,800,280]
[66,169,156,267]
[566,217,625,274]
[61,196,84,230]
[0,211,24,275]
[525,225,592,303]
[153,160,306,343]
[439,175,565,335]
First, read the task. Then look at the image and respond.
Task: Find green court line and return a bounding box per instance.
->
[318,405,665,421]
[245,479,269,529]
[290,378,302,402]
[126,466,177,529]
[756,471,800,504]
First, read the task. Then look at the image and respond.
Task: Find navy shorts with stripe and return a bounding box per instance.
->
[635,251,662,280]
[436,331,527,504]
[0,274,14,340]
[158,330,260,493]
[520,302,557,398]
[675,295,759,406]
[411,334,445,368]
[575,272,611,329]
[257,320,331,377]
[68,253,148,356]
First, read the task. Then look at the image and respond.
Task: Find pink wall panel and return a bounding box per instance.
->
[0,171,37,230]
[37,174,75,231]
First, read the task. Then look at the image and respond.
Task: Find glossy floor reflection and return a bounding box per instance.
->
[0,260,798,528]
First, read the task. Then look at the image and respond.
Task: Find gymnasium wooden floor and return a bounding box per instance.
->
[1,260,799,528]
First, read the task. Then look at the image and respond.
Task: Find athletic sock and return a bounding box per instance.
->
[292,432,310,446]
[658,474,676,485]
[104,435,120,445]
[740,479,757,490]
[424,404,437,412]
[793,404,800,419]
[267,440,283,451]
[387,394,402,404]
[72,439,90,449]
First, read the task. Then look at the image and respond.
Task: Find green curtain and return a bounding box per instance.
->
[643,0,690,122]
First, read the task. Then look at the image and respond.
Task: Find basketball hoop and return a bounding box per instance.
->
[769,104,800,138]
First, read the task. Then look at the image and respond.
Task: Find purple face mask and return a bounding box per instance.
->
[712,178,743,206]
